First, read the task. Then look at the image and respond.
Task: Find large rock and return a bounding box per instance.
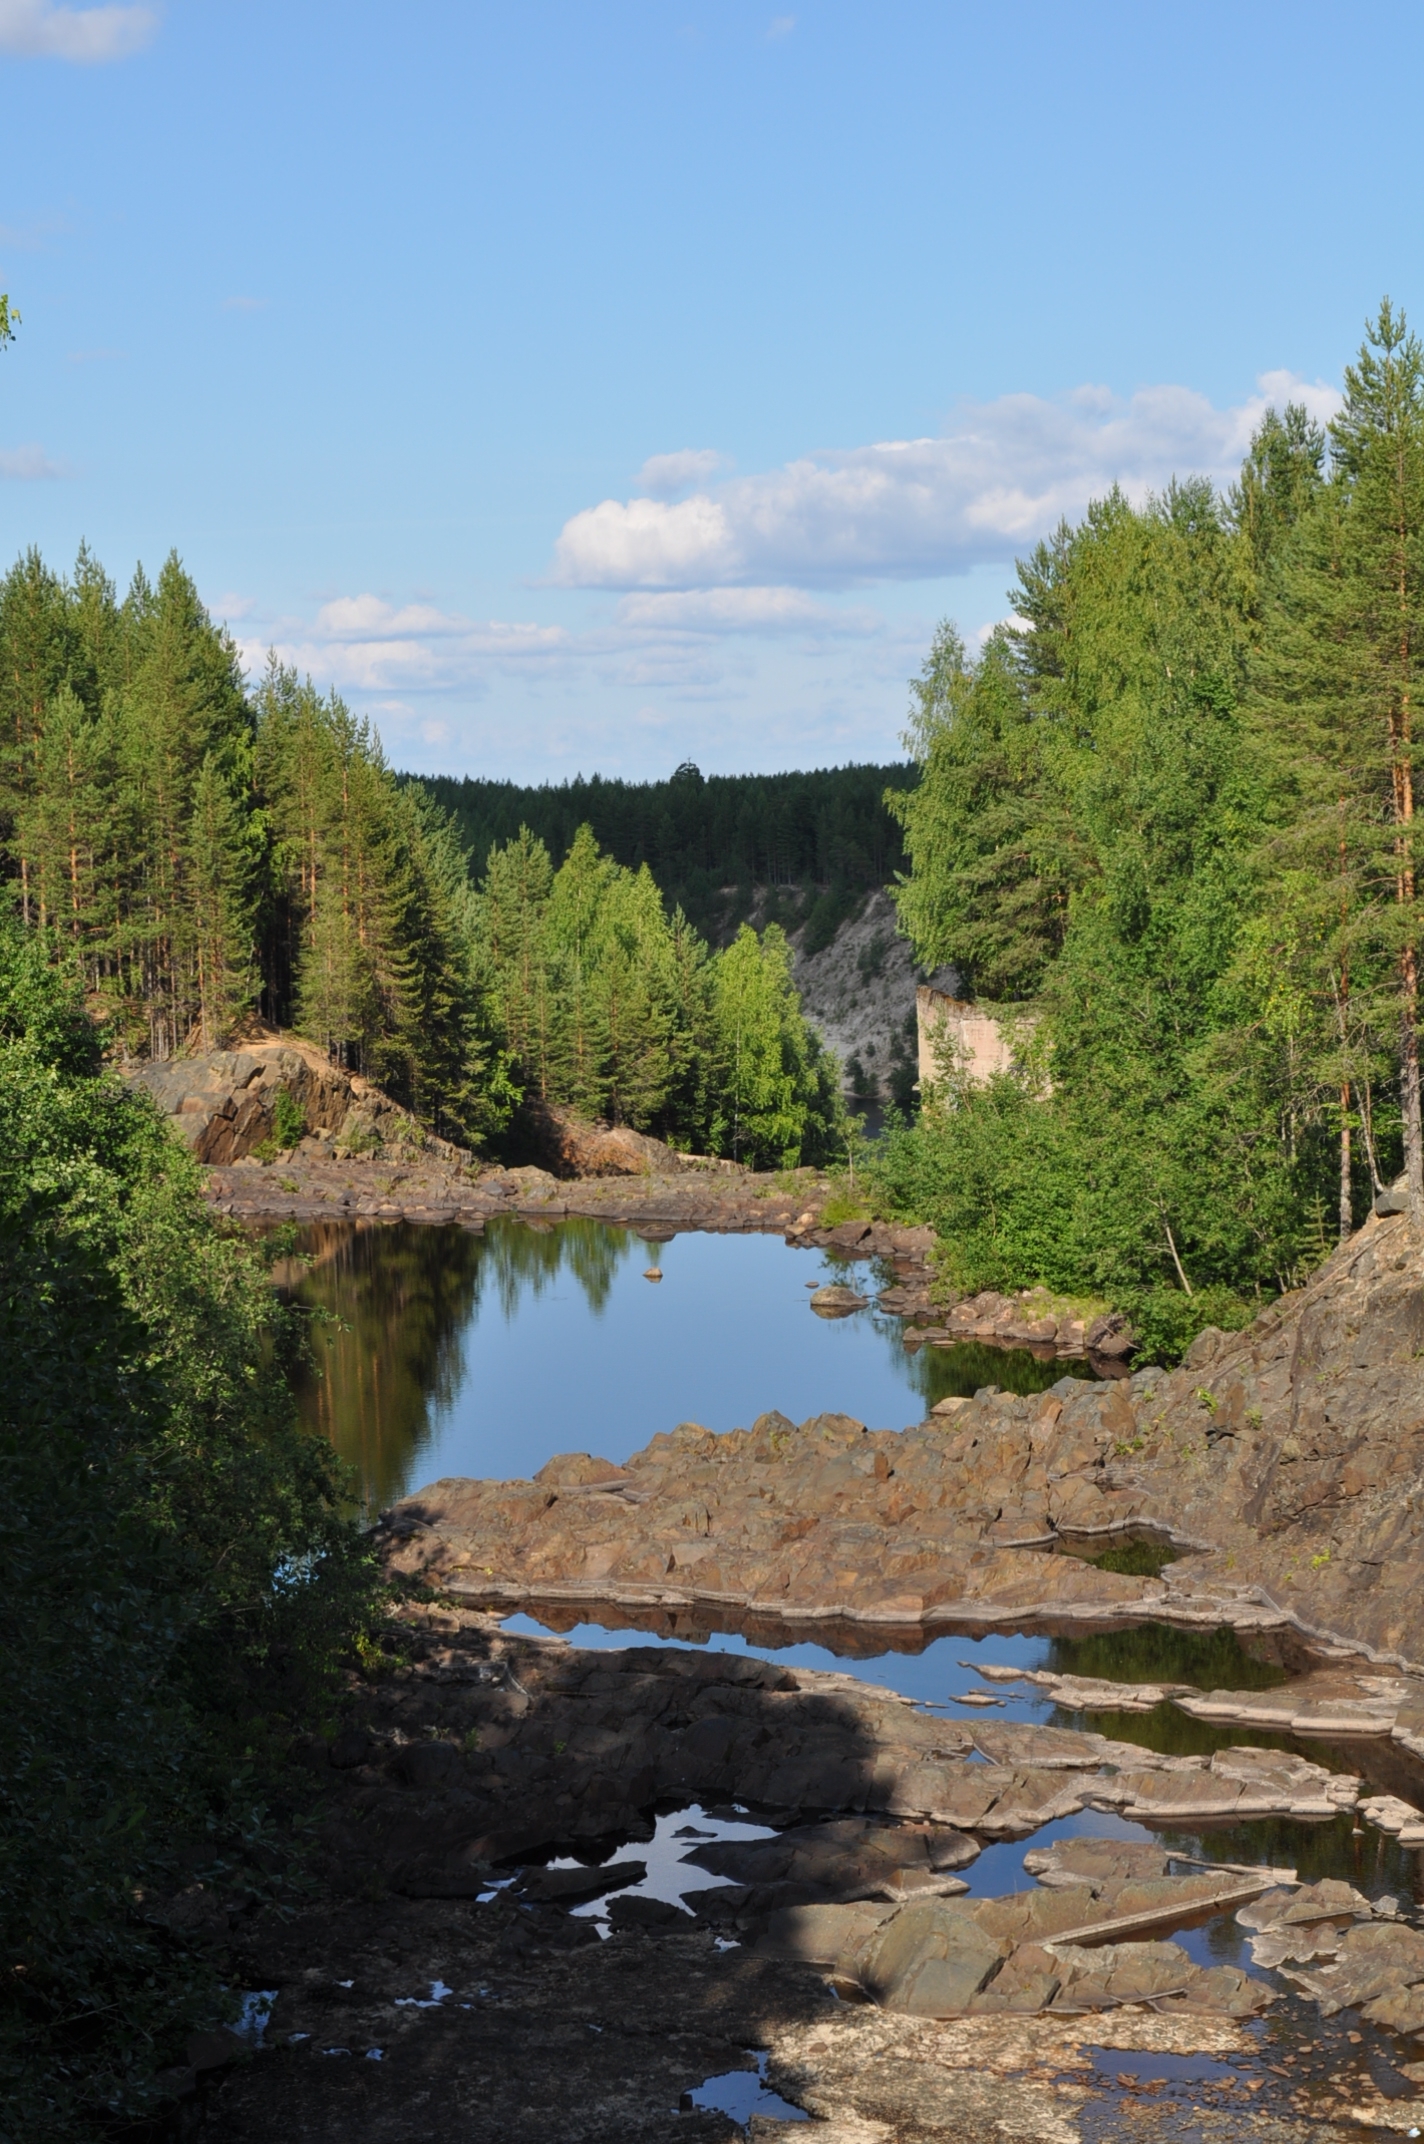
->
[852,1898,1005,2015]
[520,1100,691,1180]
[127,1040,457,1165]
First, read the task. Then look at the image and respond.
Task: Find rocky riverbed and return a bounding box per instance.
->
[381,1203,1424,1673]
[200,1605,1424,2141]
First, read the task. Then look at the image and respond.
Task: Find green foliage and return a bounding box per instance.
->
[0,557,515,1145]
[705,922,844,1167]
[477,824,845,1165]
[272,1085,307,1148]
[253,663,515,1144]
[412,758,915,941]
[255,1084,308,1158]
[0,918,380,2138]
[876,338,1424,1358]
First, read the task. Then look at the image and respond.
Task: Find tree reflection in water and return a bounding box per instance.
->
[276,1220,1099,1513]
[279,1217,640,1509]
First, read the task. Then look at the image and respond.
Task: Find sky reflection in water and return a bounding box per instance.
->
[283,1215,1086,1509]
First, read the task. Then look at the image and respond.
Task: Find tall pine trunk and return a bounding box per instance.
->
[1393,496,1423,1223]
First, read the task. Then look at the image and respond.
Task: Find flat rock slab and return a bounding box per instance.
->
[204,1600,1410,2144]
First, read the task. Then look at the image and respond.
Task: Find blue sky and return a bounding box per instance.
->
[2,2,1421,782]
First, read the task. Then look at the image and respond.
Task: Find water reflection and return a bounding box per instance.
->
[280,1217,1092,1508]
[282,1221,482,1509]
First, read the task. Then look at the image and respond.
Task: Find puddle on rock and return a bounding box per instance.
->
[680,2049,809,2126]
[496,1607,1424,2123]
[536,1804,778,1932]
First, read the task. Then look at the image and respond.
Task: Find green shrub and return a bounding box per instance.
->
[272,1086,307,1149]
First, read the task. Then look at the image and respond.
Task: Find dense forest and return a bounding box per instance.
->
[414,761,914,945]
[0,554,845,1168]
[876,303,1424,1357]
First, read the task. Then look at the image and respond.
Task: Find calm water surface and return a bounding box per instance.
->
[282,1215,1087,1508]
[279,1217,1424,2105]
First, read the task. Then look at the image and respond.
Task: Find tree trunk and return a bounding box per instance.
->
[1340,1082,1353,1241]
[1404,947,1424,1226]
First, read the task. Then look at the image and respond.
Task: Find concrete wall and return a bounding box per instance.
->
[916,986,1027,1088]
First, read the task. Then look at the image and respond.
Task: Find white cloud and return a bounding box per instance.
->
[767,14,795,37]
[635,447,731,498]
[0,441,65,477]
[554,371,1344,591]
[237,594,570,697]
[210,590,256,621]
[0,0,155,61]
[222,295,268,313]
[615,585,879,635]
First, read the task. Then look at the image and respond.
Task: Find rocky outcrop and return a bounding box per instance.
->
[203,1601,1424,2143]
[519,1099,697,1179]
[381,1209,1424,1677]
[127,1038,462,1165]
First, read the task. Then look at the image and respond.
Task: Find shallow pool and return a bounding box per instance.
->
[281,1216,1088,1507]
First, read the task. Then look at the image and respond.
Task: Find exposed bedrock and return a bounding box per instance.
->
[202,1606,1424,2140]
[381,1208,1424,1681]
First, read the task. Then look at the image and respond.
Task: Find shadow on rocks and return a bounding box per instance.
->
[200,1605,927,2144]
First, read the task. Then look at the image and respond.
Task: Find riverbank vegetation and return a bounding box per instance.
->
[479,824,841,1164]
[0,562,845,1167]
[0,916,381,2138]
[877,303,1424,1358]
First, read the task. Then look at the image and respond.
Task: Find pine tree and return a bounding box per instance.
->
[478,826,555,1095]
[186,753,257,1048]
[0,549,75,925]
[1256,302,1424,1225]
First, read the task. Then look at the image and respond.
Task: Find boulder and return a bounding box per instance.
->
[521,1100,688,1179]
[754,1900,896,1974]
[126,1040,460,1164]
[606,1894,687,1931]
[518,1859,647,1905]
[851,1898,1005,2015]
[810,1285,868,1318]
[394,1740,462,1789]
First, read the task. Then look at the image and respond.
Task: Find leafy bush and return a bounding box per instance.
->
[0,920,379,2139]
[272,1085,307,1149]
[868,1061,1299,1363]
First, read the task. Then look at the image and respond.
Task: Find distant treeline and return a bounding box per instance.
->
[411,761,917,941]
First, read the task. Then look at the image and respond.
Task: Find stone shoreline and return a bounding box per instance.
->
[207,1153,1126,1368]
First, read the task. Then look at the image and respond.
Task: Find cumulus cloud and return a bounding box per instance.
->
[237,593,570,696]
[635,447,731,499]
[0,0,156,61]
[0,442,65,478]
[615,585,879,635]
[554,371,1343,591]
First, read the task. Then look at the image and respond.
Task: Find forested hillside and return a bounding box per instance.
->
[415,760,914,944]
[0,555,844,1167]
[878,303,1424,1357]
